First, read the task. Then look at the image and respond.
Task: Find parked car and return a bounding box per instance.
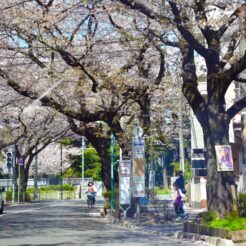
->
[0,187,5,214]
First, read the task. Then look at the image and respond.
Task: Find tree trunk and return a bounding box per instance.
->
[203,117,238,216]
[163,156,168,189]
[88,135,112,191]
[18,165,28,202]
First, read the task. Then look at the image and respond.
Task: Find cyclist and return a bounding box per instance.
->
[86,181,97,205]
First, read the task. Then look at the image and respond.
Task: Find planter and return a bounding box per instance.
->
[183,222,246,242]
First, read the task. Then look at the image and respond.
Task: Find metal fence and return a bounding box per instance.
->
[0,178,103,202]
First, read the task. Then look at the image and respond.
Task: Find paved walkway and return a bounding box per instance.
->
[105,198,245,246]
[120,206,206,237]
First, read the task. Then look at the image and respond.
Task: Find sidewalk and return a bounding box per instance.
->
[105,200,244,246]
[120,206,205,237]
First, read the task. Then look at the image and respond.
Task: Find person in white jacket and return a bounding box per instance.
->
[86,181,97,204]
[173,182,186,218]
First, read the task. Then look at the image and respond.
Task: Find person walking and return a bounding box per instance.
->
[175,170,186,194]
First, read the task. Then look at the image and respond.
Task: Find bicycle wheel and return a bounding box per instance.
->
[91,199,94,208]
[87,198,90,208]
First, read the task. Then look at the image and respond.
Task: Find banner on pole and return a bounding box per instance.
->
[215,145,234,172]
[132,138,145,197]
[119,160,131,205]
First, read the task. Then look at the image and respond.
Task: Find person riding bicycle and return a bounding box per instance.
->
[86,181,97,205]
[173,182,186,220]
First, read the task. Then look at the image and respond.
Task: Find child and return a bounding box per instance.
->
[173,182,186,218]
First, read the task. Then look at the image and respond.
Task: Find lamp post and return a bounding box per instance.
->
[110,132,115,209]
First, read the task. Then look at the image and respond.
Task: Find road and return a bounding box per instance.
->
[0,200,205,246]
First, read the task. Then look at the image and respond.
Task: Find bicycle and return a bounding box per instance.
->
[87,192,96,208]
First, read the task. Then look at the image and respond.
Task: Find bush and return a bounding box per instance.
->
[28,184,75,192]
[154,187,170,195]
[200,211,218,224]
[6,191,32,202]
[102,189,119,210]
[238,193,246,217]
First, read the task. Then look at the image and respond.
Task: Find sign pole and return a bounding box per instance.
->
[132,124,145,223]
[119,160,131,221]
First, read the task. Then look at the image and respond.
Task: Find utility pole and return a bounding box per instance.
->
[81,136,85,200]
[149,138,154,193]
[179,86,185,173]
[60,143,63,200]
[34,147,38,201]
[18,158,20,203]
[240,8,246,164]
[162,154,168,189]
[11,145,16,204]
[110,132,115,209]
[239,8,246,192]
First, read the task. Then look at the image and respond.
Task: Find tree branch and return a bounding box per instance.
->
[219,4,246,38]
[236,76,246,83]
[154,46,165,85]
[227,96,246,120]
[220,31,240,68]
[224,51,246,87]
[168,1,208,58]
[56,48,99,92]
[117,0,166,21]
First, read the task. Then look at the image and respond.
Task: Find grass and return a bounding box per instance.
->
[206,215,246,231]
[154,187,170,195]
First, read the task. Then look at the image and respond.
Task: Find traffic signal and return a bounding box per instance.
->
[6,152,13,172]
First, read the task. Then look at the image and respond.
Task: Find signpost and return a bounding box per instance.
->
[119,160,131,220]
[132,137,145,198]
[132,124,145,222]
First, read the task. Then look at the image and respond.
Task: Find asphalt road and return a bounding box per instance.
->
[0,200,205,246]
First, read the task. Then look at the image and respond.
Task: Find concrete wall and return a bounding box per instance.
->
[190,177,207,209]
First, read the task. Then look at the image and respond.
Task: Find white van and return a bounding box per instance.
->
[0,187,5,214]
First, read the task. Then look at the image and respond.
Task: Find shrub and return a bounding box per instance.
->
[102,189,119,209]
[35,184,75,192]
[200,211,218,224]
[102,191,111,200]
[238,193,246,217]
[6,191,32,202]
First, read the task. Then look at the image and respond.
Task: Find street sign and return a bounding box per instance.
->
[132,137,145,197]
[18,158,24,166]
[119,160,131,205]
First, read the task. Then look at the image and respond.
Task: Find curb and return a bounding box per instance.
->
[102,211,242,246]
[173,231,236,246]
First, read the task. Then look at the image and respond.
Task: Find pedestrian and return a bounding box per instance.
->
[173,182,186,219]
[175,170,186,194]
